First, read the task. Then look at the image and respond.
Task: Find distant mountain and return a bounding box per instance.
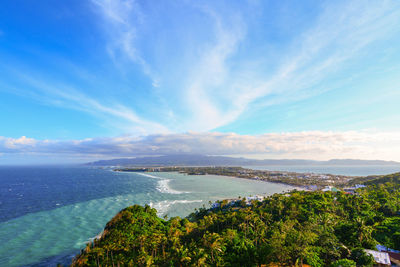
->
[86,154,400,167]
[87,155,251,166]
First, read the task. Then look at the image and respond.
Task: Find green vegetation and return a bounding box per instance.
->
[346,172,400,186]
[72,173,400,266]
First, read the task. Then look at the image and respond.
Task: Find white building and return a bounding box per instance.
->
[364,249,391,266]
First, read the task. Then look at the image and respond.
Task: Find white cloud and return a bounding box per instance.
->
[90,0,400,132]
[2,0,399,144]
[1,130,400,161]
[182,7,247,130]
[91,0,157,81]
[2,136,36,149]
[233,0,400,113]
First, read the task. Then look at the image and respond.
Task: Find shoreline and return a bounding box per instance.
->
[173,170,305,190]
[116,168,301,189]
[114,166,360,188]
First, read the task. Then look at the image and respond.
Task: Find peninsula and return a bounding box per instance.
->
[114,166,372,188]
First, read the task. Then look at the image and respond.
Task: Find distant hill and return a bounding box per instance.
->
[86,154,400,167]
[87,155,252,166]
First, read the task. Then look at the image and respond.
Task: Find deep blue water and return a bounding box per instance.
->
[0,166,156,223]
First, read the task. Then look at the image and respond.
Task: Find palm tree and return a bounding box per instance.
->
[203,232,224,264]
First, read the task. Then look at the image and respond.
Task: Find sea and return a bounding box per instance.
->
[0,165,398,267]
[0,166,293,267]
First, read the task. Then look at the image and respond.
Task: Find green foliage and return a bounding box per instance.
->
[71,173,400,266]
[349,248,374,267]
[330,259,356,267]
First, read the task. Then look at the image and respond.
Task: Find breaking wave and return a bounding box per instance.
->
[136,173,187,194]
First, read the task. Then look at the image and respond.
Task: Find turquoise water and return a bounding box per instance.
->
[0,167,292,266]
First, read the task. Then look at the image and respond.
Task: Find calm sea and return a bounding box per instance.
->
[0,166,293,267]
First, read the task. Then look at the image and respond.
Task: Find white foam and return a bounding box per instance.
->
[136,173,187,194]
[150,200,203,216]
[86,231,103,244]
[136,173,162,179]
[156,179,185,194]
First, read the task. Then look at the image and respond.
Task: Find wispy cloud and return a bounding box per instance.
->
[90,0,400,132]
[2,130,400,161]
[182,5,247,130]
[250,0,400,105]
[91,0,157,83]
[12,72,169,135]
[220,0,400,121]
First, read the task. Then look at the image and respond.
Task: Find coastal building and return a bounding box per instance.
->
[375,244,400,266]
[306,185,318,191]
[376,244,400,253]
[364,249,391,266]
[211,195,266,209]
[245,195,264,204]
[322,186,340,192]
[388,252,400,266]
[344,184,367,194]
[211,202,221,209]
[343,187,356,194]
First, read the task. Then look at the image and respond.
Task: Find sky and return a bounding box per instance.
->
[1,0,400,164]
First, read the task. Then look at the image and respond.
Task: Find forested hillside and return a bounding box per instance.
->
[345,172,400,187]
[71,173,400,266]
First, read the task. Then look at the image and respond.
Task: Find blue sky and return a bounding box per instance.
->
[1,0,400,163]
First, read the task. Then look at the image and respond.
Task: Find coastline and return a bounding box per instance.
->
[224,173,308,190]
[114,166,359,188]
[180,171,306,190]
[116,168,302,191]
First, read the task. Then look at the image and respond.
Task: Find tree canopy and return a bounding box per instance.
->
[71,173,400,266]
